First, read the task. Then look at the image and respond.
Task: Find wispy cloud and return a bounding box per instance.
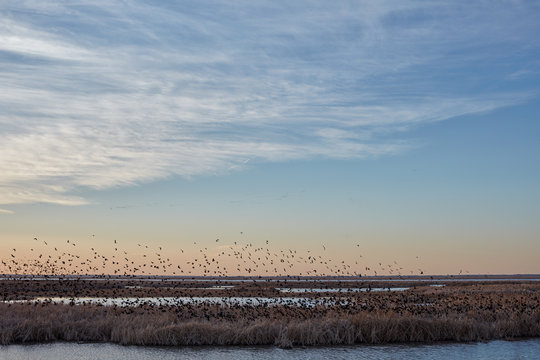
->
[0,208,14,215]
[0,19,93,61]
[0,1,538,205]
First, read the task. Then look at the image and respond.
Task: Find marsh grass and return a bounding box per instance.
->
[1,281,539,347]
[1,302,539,347]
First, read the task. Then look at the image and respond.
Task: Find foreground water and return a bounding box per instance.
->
[1,339,539,360]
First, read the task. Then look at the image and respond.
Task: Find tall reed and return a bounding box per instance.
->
[1,302,539,347]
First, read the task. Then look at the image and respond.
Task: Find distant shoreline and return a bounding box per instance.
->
[2,274,540,281]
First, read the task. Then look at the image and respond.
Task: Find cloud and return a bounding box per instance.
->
[0,208,14,214]
[0,22,93,62]
[0,1,538,205]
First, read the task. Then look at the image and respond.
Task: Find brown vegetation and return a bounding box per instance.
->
[1,281,539,347]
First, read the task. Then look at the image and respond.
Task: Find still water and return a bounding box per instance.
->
[276,287,409,293]
[7,288,409,308]
[12,296,353,307]
[1,340,539,360]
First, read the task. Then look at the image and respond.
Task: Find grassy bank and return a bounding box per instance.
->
[1,302,539,347]
[1,280,539,347]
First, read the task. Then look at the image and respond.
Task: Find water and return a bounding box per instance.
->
[277,287,409,293]
[1,339,539,360]
[11,296,354,307]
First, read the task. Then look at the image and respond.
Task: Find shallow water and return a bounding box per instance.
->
[1,339,539,360]
[13,295,354,307]
[277,287,409,293]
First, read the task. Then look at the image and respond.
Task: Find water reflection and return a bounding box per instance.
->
[277,287,409,293]
[1,339,539,360]
[12,296,354,307]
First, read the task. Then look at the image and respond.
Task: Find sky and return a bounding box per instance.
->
[1,1,539,275]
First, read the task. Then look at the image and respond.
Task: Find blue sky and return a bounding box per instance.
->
[1,1,539,274]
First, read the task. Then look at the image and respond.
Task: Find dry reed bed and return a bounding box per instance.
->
[1,299,540,346]
[1,282,539,347]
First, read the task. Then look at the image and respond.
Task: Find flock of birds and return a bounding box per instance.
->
[1,234,426,279]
